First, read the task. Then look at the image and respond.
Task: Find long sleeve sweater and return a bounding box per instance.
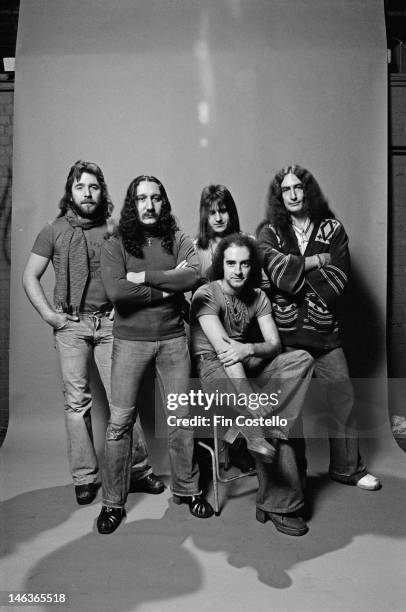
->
[101,230,200,340]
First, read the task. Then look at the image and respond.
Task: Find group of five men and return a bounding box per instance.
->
[22,160,381,537]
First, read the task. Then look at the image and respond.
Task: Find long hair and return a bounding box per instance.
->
[118,175,179,258]
[210,233,262,291]
[256,164,335,247]
[196,184,240,249]
[58,160,113,218]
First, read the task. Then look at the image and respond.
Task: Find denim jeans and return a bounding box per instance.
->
[305,347,367,483]
[102,335,200,508]
[197,350,314,514]
[54,314,151,485]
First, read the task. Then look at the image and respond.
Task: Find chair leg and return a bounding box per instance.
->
[197,417,257,517]
[223,441,231,471]
[197,441,220,515]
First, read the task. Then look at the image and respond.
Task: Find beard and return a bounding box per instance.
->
[70,200,104,220]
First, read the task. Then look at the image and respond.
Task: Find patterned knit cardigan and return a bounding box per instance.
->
[257,219,349,351]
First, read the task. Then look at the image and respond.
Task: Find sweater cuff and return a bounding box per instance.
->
[145,270,164,286]
[150,287,164,302]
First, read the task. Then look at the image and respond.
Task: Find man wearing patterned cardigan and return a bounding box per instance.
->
[257,164,381,493]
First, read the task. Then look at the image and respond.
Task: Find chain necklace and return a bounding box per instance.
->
[291,217,313,253]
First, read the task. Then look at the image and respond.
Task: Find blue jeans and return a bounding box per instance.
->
[255,347,368,513]
[197,350,314,514]
[304,347,367,482]
[54,314,151,486]
[102,335,200,508]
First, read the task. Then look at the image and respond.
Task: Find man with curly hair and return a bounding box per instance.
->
[97,175,214,534]
[22,160,163,506]
[257,164,381,495]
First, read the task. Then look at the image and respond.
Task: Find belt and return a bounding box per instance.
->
[82,310,112,330]
[199,353,217,361]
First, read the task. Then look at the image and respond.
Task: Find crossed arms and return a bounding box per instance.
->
[101,232,200,307]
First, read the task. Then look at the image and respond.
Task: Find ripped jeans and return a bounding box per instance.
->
[102,335,200,508]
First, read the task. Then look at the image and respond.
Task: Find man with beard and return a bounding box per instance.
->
[97,174,214,534]
[23,160,163,506]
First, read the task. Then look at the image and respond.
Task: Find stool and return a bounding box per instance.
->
[197,417,256,516]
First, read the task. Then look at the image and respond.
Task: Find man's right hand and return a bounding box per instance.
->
[305,252,331,271]
[318,253,331,266]
[46,312,79,329]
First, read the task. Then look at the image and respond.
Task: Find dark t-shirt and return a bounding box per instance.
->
[190,280,272,355]
[32,217,111,312]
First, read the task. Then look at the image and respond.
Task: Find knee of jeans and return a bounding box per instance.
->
[63,394,92,413]
[107,403,135,439]
[167,425,193,447]
[106,423,133,441]
[295,350,313,366]
[283,349,314,372]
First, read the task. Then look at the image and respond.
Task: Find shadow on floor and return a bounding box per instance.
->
[1,469,405,610]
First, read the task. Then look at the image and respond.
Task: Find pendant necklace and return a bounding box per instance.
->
[291,217,312,252]
[220,281,248,331]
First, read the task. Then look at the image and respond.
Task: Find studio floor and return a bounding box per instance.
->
[1,401,406,612]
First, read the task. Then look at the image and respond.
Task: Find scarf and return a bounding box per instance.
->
[54,208,107,315]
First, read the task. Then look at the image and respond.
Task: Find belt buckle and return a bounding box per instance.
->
[90,312,102,330]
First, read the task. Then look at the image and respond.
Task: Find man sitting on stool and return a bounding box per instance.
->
[190,233,313,536]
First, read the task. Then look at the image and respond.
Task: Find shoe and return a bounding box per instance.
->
[330,472,382,490]
[96,506,125,534]
[75,483,99,505]
[256,507,309,536]
[227,441,256,473]
[129,473,165,495]
[173,494,214,518]
[356,473,382,491]
[223,426,277,464]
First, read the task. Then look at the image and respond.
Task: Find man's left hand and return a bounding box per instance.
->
[217,337,252,367]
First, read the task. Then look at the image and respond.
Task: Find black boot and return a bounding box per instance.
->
[96,506,125,534]
[227,438,256,473]
[223,425,277,463]
[173,494,214,518]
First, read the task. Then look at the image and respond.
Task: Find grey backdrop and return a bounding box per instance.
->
[9,0,388,457]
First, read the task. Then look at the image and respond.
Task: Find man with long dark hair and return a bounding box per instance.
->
[97,175,214,534]
[190,233,314,536]
[22,161,161,506]
[257,164,381,493]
